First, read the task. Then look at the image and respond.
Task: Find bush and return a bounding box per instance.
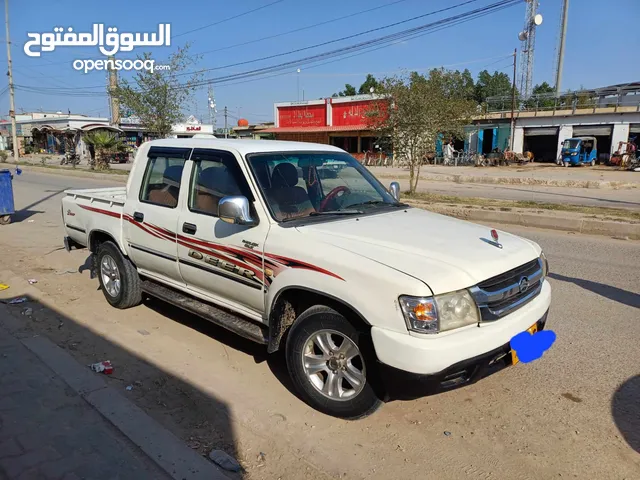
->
[0,150,7,162]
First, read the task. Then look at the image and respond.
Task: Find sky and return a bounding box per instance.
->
[2,0,639,126]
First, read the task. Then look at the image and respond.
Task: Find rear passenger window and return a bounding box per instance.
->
[189,150,253,217]
[140,150,189,208]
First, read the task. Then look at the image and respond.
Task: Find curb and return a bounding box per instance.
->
[374,171,639,190]
[407,201,640,240]
[0,163,129,183]
[0,298,228,480]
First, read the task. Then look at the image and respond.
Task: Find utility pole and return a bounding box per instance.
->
[4,0,18,161]
[510,48,517,152]
[554,0,569,97]
[107,56,119,125]
[224,106,228,138]
[296,68,301,101]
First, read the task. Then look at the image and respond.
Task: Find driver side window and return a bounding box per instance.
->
[188,149,253,217]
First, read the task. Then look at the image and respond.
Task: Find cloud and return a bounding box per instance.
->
[511,330,556,363]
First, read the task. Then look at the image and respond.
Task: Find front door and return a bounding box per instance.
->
[177,148,268,317]
[124,146,191,286]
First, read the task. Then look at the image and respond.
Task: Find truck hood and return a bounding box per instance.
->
[297,207,540,295]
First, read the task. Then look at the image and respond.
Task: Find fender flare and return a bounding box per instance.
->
[267,285,370,353]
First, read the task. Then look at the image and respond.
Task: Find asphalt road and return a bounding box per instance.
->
[1,170,639,479]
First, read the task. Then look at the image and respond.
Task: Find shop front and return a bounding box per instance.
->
[261,94,388,161]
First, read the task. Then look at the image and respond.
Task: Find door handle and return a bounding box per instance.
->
[182,222,197,235]
[133,212,144,222]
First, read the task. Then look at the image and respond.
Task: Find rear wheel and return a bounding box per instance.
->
[590,159,596,167]
[0,215,11,225]
[286,305,382,419]
[96,241,142,309]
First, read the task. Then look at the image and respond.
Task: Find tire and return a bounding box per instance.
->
[96,241,142,309]
[285,305,382,419]
[590,159,596,167]
[563,162,569,168]
[0,215,11,225]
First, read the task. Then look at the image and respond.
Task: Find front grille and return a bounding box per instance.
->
[470,258,543,322]
[477,258,540,291]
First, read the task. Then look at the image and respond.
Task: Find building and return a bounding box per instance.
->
[0,113,119,157]
[261,94,386,161]
[119,115,215,148]
[470,82,640,162]
[232,121,275,140]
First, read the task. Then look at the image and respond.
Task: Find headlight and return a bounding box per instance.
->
[570,152,577,156]
[399,289,480,334]
[540,252,549,277]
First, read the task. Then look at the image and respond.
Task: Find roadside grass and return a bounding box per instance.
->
[406,192,640,222]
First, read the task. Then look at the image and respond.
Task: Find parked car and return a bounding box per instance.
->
[61,138,552,419]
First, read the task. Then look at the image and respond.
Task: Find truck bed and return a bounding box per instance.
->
[62,187,127,250]
[64,187,127,205]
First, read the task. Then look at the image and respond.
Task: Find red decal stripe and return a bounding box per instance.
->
[78,205,343,281]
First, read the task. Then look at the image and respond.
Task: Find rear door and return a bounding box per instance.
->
[124,146,191,286]
[177,148,269,316]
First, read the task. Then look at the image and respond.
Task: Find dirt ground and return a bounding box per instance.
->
[1,171,639,479]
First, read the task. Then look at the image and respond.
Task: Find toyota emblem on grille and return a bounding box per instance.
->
[519,276,530,293]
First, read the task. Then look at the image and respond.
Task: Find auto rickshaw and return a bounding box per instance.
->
[561,137,598,167]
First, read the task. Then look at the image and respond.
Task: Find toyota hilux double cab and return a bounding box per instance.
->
[61,138,551,419]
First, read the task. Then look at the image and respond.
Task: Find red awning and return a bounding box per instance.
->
[260,124,371,133]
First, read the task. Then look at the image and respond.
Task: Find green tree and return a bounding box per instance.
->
[84,131,122,171]
[474,70,513,105]
[332,83,357,97]
[114,44,203,138]
[358,74,380,94]
[365,69,476,194]
[526,81,556,109]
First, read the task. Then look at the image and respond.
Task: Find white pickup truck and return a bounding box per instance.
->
[62,138,551,419]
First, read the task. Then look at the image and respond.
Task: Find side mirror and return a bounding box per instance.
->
[389,181,400,202]
[218,196,257,226]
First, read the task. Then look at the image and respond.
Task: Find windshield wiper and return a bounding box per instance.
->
[309,209,364,216]
[345,200,408,209]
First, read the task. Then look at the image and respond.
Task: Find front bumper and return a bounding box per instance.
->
[379,311,548,400]
[371,279,551,375]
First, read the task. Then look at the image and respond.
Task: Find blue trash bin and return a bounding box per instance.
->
[0,169,15,225]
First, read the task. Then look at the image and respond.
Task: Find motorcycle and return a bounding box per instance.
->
[60,152,80,166]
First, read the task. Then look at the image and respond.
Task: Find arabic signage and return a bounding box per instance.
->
[23,23,171,58]
[278,104,326,128]
[332,100,379,127]
[186,126,201,132]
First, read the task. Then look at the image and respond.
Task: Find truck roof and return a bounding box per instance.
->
[146,138,345,156]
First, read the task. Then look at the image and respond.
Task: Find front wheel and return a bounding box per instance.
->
[96,241,142,309]
[590,159,596,167]
[563,162,570,168]
[286,306,382,419]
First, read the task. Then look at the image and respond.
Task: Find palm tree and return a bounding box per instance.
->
[84,131,121,170]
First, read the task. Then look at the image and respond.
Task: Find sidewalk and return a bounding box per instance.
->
[0,304,227,480]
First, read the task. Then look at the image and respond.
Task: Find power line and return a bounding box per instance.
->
[14,0,519,98]
[174,0,484,79]
[174,0,287,38]
[193,0,413,56]
[188,0,520,88]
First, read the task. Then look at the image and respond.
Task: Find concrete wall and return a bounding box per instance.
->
[611,124,630,153]
[512,126,524,153]
[557,125,573,161]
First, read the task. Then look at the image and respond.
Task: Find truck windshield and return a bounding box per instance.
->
[563,139,580,149]
[247,152,399,222]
